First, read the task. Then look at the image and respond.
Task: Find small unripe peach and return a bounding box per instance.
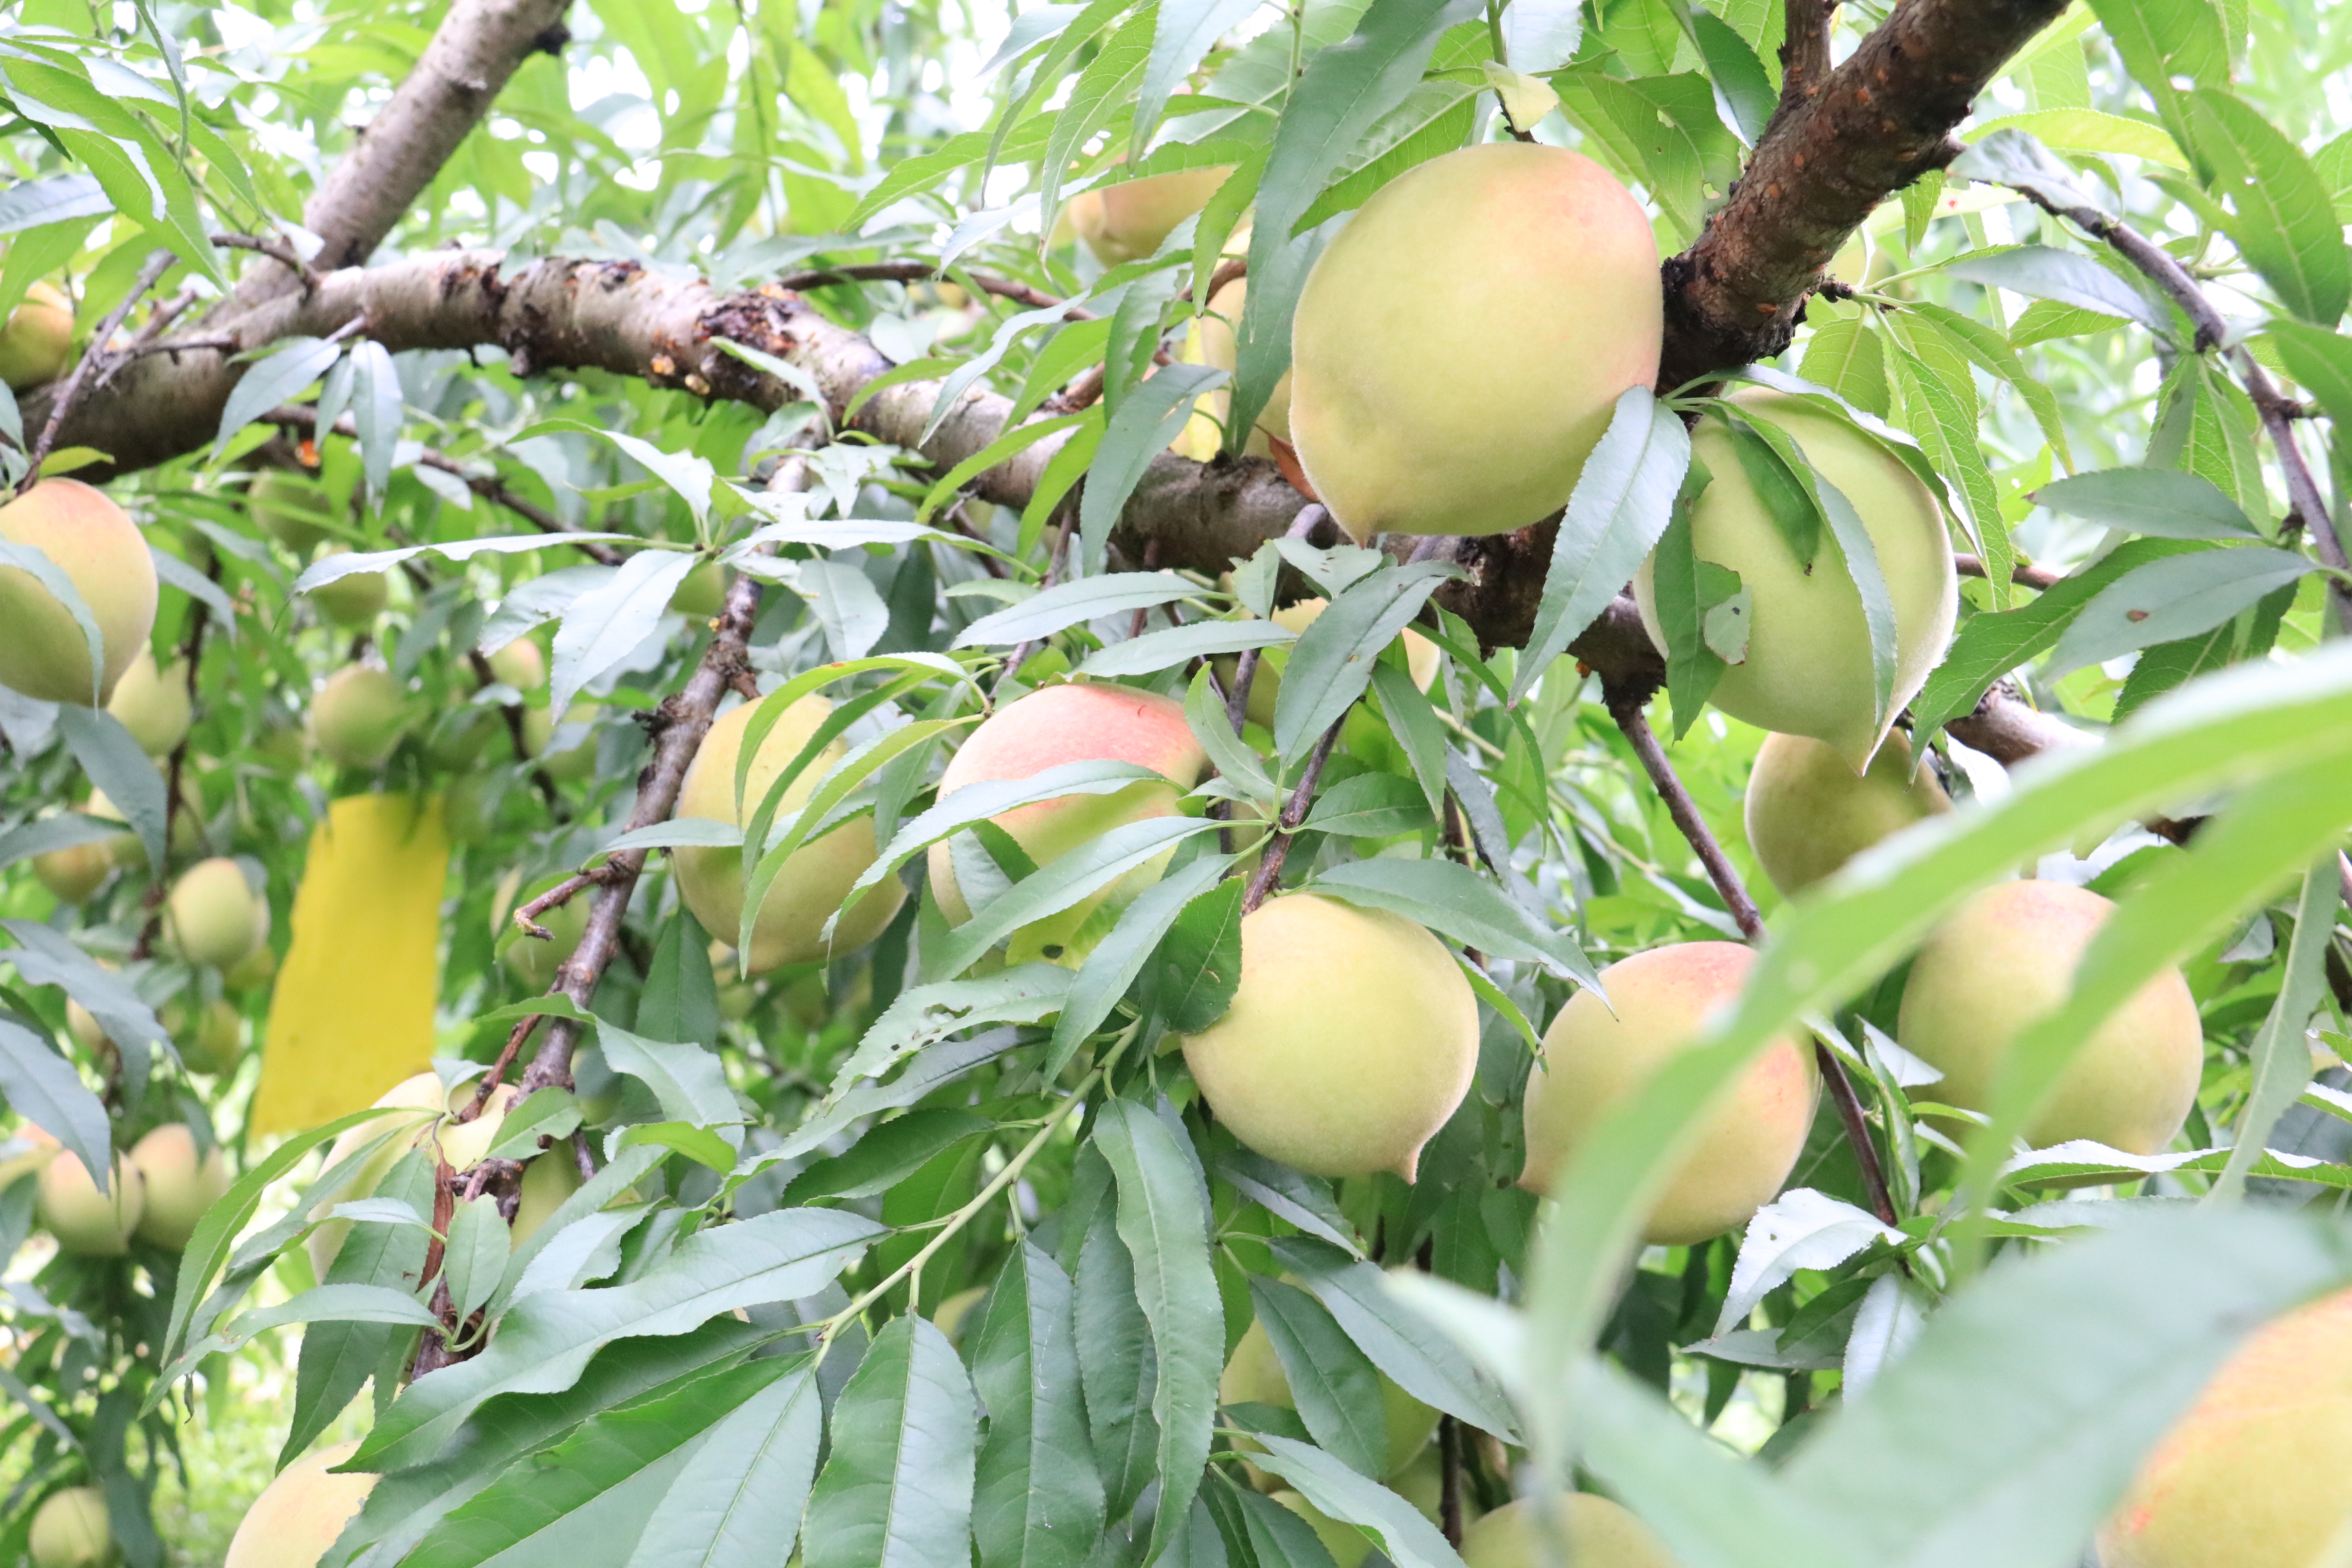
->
[926,683,1207,963]
[224,1441,377,1568]
[1634,393,1958,769]
[165,858,266,970]
[1222,1314,1439,1480]
[28,1485,114,1568]
[165,995,245,1075]
[670,561,729,619]
[1744,730,1949,897]
[2101,1285,2352,1568]
[1462,1495,1682,1568]
[1523,944,1816,1245]
[674,697,906,972]
[0,281,74,390]
[307,1073,518,1277]
[1290,145,1662,543]
[1897,880,2201,1154]
[307,548,388,628]
[128,1123,231,1251]
[38,1145,144,1256]
[1183,893,1477,1181]
[247,470,339,553]
[221,939,276,993]
[0,479,158,706]
[85,786,200,870]
[1068,165,1233,265]
[33,837,111,904]
[523,702,602,783]
[310,664,411,769]
[512,1144,582,1245]
[105,649,192,756]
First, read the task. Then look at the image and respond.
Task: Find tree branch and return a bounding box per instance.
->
[18,250,172,488]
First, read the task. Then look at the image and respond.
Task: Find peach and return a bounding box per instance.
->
[926,683,1207,963]
[1068,165,1233,265]
[1221,1312,1439,1479]
[128,1123,231,1250]
[38,1143,144,1255]
[1183,893,1477,1181]
[1897,880,2202,1154]
[306,1072,517,1277]
[502,879,592,991]
[486,637,546,692]
[105,648,191,756]
[306,548,388,627]
[165,858,266,970]
[1744,730,1949,897]
[28,1486,113,1568]
[224,1441,377,1568]
[1290,144,1662,542]
[33,837,111,904]
[165,995,245,1076]
[511,1137,581,1244]
[247,470,339,553]
[1222,597,1441,731]
[1463,1495,1682,1568]
[310,664,411,769]
[673,697,906,971]
[670,561,730,619]
[1523,943,1816,1245]
[0,281,74,390]
[1635,392,1958,768]
[0,479,158,705]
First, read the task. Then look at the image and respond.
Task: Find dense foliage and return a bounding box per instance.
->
[1,0,2350,1564]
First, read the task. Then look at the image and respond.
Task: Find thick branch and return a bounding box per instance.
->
[224,0,571,309]
[1658,0,2071,389]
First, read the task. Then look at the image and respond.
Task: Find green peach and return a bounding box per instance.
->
[165,857,265,970]
[28,1485,115,1568]
[310,664,411,769]
[307,548,388,628]
[1462,1495,1683,1568]
[105,648,191,756]
[248,470,339,553]
[1744,729,1949,897]
[674,696,906,972]
[128,1123,231,1251]
[0,281,74,391]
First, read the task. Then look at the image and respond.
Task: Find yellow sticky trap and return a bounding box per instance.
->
[253,795,449,1136]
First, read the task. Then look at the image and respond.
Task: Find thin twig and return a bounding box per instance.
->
[1223,648,1262,735]
[210,232,319,293]
[2017,191,2352,624]
[1604,680,1901,1225]
[1241,716,1345,912]
[128,286,201,348]
[19,250,174,488]
[1954,552,2061,593]
[775,261,1094,318]
[128,570,217,960]
[510,869,608,939]
[1438,1415,1465,1548]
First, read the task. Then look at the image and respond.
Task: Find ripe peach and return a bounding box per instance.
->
[1290,144,1661,543]
[1463,1495,1682,1568]
[33,837,111,904]
[1634,393,1958,769]
[28,1485,113,1568]
[673,696,906,971]
[1221,1313,1439,1479]
[486,637,546,692]
[0,479,158,705]
[1523,944,1816,1245]
[2100,1286,2352,1568]
[926,683,1206,962]
[105,648,191,757]
[38,1144,144,1255]
[248,470,339,553]
[1897,880,2202,1154]
[1068,165,1233,265]
[0,281,74,390]
[1172,271,1291,461]
[1744,730,1949,897]
[128,1123,231,1250]
[1183,892,1477,1181]
[310,664,411,769]
[223,1441,377,1568]
[165,858,266,970]
[512,1145,581,1245]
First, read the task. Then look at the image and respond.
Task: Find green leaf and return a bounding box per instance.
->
[1247,1436,1466,1568]
[1248,1279,1387,1479]
[551,550,700,721]
[54,706,164,873]
[2034,466,2259,539]
[2044,546,2315,676]
[2085,0,2230,144]
[2270,318,2352,428]
[1815,474,1900,740]
[1511,387,1691,703]
[1049,855,1231,1073]
[804,1315,979,1568]
[225,1284,441,1339]
[1783,1209,2352,1566]
[780,1109,991,1206]
[1074,1196,1160,1520]
[1300,771,1437,838]
[953,572,1201,648]
[934,816,1225,975]
[2212,861,2341,1202]
[2181,88,2351,325]
[1272,561,1461,761]
[286,1152,433,1466]
[0,539,105,706]
[1882,324,2001,577]
[1309,858,1600,991]
[1081,364,1228,570]
[0,1020,112,1205]
[1080,619,1296,679]
[1650,479,1725,737]
[1147,874,1245,1034]
[1135,0,1263,157]
[1683,5,1773,143]
[1944,247,2171,338]
[216,336,344,456]
[1186,663,1277,803]
[596,1022,744,1129]
[622,1365,824,1568]
[1369,662,1451,822]
[442,1196,511,1327]
[354,1209,882,1471]
[1270,1238,1522,1441]
[1095,1098,1223,1560]
[971,1244,1107,1568]
[634,914,721,1058]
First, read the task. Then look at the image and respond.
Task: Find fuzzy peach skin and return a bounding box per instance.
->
[1183,892,1477,1181]
[0,478,158,705]
[1290,143,1661,543]
[224,1441,377,1568]
[1523,943,1817,1245]
[1744,729,1950,897]
[1897,879,2202,1155]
